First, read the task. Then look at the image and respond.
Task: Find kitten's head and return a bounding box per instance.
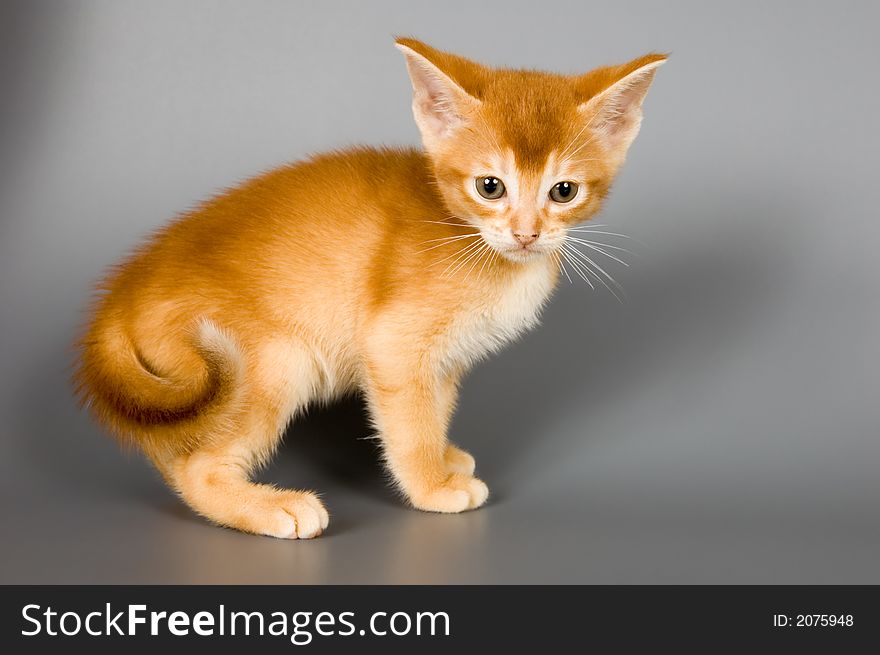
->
[396,38,665,262]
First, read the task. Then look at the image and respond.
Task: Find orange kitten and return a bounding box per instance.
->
[74,38,665,538]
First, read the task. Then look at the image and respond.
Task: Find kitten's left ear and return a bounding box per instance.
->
[395,38,482,151]
[577,54,667,164]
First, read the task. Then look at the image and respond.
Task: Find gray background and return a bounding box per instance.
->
[1,0,878,584]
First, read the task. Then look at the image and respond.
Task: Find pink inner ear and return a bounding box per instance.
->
[398,44,479,143]
[598,88,643,137]
[582,62,662,152]
[418,70,449,107]
[416,94,459,138]
[409,63,466,133]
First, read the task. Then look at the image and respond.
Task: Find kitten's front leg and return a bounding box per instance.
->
[436,371,477,476]
[365,363,488,513]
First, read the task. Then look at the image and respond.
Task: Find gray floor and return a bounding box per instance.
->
[2,1,879,584]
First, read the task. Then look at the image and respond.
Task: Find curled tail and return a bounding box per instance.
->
[74,316,245,456]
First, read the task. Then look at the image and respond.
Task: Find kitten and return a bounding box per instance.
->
[75,38,665,538]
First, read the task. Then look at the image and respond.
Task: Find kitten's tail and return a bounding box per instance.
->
[74,316,245,457]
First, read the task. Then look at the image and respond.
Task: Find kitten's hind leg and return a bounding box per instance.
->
[153,342,330,539]
[157,438,329,539]
[164,457,330,539]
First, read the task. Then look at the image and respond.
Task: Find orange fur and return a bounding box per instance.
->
[74,39,665,538]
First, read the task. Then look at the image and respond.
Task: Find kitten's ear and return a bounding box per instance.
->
[395,38,482,150]
[577,54,667,164]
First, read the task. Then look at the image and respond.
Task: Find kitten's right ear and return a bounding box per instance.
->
[395,38,481,151]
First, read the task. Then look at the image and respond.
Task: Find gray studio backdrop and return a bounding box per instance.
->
[1,0,878,583]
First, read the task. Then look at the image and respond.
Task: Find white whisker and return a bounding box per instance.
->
[565,236,632,254]
[484,121,505,160]
[462,243,492,282]
[563,243,625,302]
[558,111,601,162]
[447,241,488,277]
[438,239,485,277]
[445,241,490,279]
[561,135,601,162]
[566,228,631,239]
[565,237,630,267]
[552,250,572,284]
[420,219,472,227]
[430,238,484,269]
[416,232,481,253]
[477,244,498,279]
[560,245,595,289]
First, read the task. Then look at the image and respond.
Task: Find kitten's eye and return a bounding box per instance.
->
[549,181,578,203]
[476,176,506,200]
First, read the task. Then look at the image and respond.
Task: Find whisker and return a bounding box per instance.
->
[464,243,492,277]
[438,239,485,277]
[566,228,631,239]
[437,250,472,278]
[463,243,493,282]
[561,134,601,162]
[417,231,480,247]
[445,241,490,279]
[552,250,573,284]
[558,105,605,162]
[419,220,472,227]
[449,246,483,277]
[557,153,602,169]
[563,244,617,298]
[419,232,480,243]
[564,236,632,254]
[563,244,625,303]
[485,123,505,160]
[569,228,648,250]
[565,243,621,286]
[415,234,481,254]
[477,244,498,278]
[415,241,478,255]
[455,244,485,280]
[560,243,595,289]
[430,238,484,269]
[560,245,595,289]
[558,113,600,162]
[565,237,630,267]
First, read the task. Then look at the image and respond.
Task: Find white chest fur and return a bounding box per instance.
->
[437,261,557,373]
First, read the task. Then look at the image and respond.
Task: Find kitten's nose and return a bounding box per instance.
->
[513,231,539,246]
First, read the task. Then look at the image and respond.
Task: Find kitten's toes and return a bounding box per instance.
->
[409,473,489,513]
[257,490,329,539]
[444,444,476,475]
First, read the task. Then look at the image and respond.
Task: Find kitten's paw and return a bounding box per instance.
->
[409,473,489,513]
[444,444,476,475]
[250,490,330,540]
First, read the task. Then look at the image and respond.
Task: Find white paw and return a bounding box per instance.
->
[444,444,476,475]
[409,473,489,513]
[255,491,330,539]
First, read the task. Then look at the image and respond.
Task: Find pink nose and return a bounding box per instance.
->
[513,232,539,246]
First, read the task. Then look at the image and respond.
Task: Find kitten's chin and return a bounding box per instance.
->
[495,246,549,264]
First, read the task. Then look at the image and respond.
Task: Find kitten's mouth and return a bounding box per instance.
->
[497,244,546,263]
[480,231,551,263]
